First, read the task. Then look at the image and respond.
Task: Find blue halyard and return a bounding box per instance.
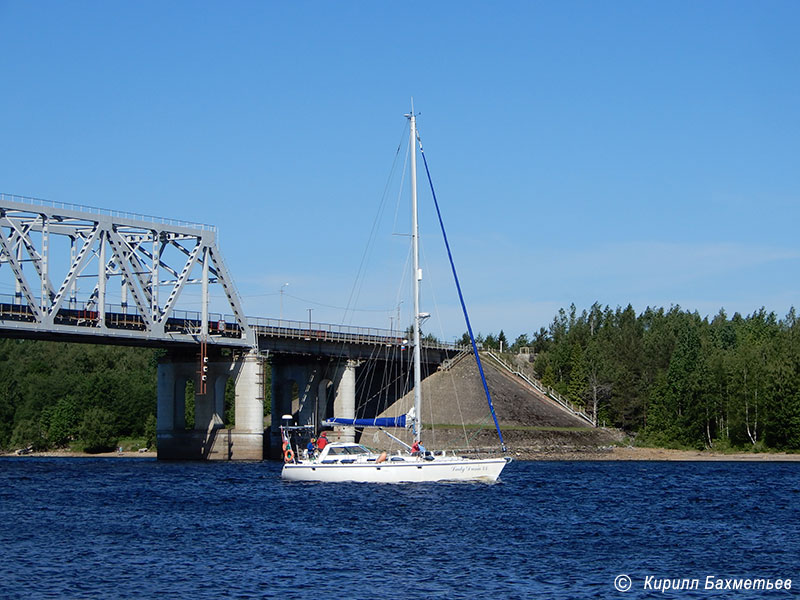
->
[417,134,507,453]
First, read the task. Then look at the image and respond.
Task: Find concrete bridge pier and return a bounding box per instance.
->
[268,357,329,459]
[330,359,359,443]
[231,350,266,460]
[266,357,370,452]
[157,349,266,460]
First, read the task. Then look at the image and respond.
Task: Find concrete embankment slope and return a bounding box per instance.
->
[359,354,624,457]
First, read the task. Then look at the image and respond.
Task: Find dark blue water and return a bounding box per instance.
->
[1,459,798,599]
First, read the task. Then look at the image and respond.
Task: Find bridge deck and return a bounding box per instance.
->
[0,295,461,356]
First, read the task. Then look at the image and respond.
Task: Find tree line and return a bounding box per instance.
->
[475,304,800,451]
[0,339,160,452]
[0,338,250,454]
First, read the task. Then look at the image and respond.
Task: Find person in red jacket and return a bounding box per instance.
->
[317,431,328,451]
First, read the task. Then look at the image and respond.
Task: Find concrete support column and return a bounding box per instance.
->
[318,380,331,429]
[156,355,191,459]
[194,379,215,432]
[235,351,264,432]
[231,350,265,460]
[156,358,188,432]
[267,358,326,457]
[157,359,176,432]
[214,375,227,422]
[333,359,358,443]
[174,376,187,431]
[195,371,228,432]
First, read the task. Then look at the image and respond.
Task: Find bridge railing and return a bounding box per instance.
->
[0,193,217,233]
[250,317,405,346]
[248,316,461,350]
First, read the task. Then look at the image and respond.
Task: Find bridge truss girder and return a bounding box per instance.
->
[0,195,254,348]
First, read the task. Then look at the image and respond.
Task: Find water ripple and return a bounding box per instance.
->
[1,459,799,599]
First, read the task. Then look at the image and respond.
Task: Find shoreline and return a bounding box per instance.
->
[4,446,800,461]
[509,446,800,461]
[3,450,157,459]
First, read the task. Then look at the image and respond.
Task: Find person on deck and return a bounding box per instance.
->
[411,440,420,455]
[317,431,328,451]
[306,438,317,459]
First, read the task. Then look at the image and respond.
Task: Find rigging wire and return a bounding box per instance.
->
[416,128,508,453]
[324,122,410,401]
[417,239,472,449]
[340,121,410,328]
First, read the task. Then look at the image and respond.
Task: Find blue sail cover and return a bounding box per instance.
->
[324,415,407,428]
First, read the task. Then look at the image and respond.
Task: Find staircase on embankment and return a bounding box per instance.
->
[481,351,595,426]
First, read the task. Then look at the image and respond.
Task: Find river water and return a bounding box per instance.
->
[1,458,798,599]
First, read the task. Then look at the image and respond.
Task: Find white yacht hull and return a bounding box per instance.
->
[281,456,510,483]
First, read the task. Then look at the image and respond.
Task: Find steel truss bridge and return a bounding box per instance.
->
[0,194,458,358]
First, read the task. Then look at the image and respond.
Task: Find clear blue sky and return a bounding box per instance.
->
[1,1,798,343]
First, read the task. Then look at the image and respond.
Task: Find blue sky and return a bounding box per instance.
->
[1,1,798,342]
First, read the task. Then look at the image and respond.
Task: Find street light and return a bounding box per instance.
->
[305,308,313,341]
[279,282,289,321]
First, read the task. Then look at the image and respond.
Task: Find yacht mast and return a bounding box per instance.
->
[409,111,422,443]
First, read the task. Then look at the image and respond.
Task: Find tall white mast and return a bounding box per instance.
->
[409,110,422,443]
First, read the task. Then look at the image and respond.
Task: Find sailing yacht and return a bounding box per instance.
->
[280,111,511,483]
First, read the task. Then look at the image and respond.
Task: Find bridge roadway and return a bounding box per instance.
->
[0,295,457,363]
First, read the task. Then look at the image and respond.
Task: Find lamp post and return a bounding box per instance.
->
[279,282,289,321]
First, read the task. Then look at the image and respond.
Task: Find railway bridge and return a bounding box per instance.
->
[0,194,456,459]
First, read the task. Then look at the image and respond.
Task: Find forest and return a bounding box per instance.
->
[2,303,800,453]
[474,303,800,451]
[0,339,161,453]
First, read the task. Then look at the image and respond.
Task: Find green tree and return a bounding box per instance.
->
[666,317,704,447]
[483,333,498,350]
[511,333,530,352]
[144,413,157,449]
[11,418,48,451]
[45,396,81,447]
[79,407,118,453]
[532,327,550,354]
[541,362,556,389]
[764,331,800,449]
[497,330,509,352]
[185,379,195,429]
[0,372,21,449]
[567,344,587,407]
